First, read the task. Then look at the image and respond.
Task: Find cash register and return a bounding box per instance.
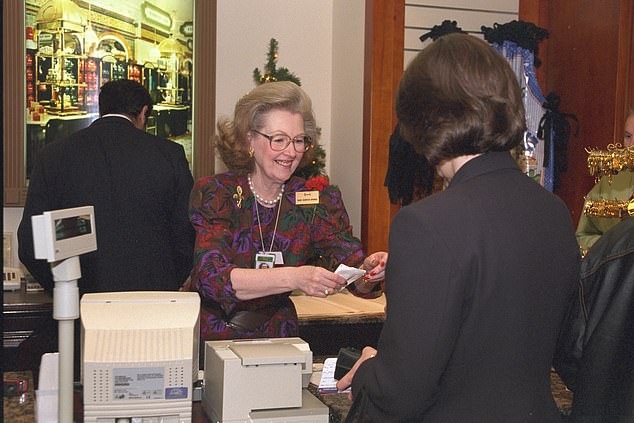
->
[202,338,329,422]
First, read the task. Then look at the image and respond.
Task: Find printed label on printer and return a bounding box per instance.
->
[113,367,164,400]
[165,387,188,399]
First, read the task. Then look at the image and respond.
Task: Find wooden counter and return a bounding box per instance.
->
[2,289,384,375]
[2,289,572,422]
[291,291,386,356]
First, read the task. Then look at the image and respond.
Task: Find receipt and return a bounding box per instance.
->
[335,264,366,291]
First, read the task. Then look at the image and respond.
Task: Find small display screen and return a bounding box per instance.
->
[55,215,92,241]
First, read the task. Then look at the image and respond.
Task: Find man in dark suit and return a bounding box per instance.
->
[18,79,195,295]
[337,34,580,422]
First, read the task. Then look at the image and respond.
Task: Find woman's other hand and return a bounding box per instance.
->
[362,251,388,283]
[295,265,347,297]
[335,346,378,399]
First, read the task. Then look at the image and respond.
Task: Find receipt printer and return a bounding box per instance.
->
[202,337,328,422]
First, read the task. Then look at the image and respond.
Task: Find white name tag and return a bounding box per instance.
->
[256,251,284,267]
[255,253,276,269]
[295,191,320,205]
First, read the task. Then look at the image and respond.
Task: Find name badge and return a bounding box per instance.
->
[255,253,275,269]
[256,251,284,267]
[295,191,320,205]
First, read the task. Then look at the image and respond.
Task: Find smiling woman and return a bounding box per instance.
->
[185,81,388,343]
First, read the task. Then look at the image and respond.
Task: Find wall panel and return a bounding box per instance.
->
[544,0,628,224]
[404,1,518,65]
[406,0,517,13]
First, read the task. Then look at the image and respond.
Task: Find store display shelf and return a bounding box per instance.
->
[37,81,88,88]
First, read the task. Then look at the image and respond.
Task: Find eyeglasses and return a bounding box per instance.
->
[251,129,313,153]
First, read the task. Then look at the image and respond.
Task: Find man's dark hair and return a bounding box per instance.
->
[99,79,153,119]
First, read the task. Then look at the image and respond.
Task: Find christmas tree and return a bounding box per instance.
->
[253,38,326,178]
[253,38,301,86]
[294,140,326,179]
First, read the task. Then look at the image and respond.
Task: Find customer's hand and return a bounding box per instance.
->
[336,346,378,399]
[294,265,347,297]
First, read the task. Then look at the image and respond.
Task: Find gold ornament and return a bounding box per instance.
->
[233,186,244,208]
[585,144,634,183]
[583,198,634,218]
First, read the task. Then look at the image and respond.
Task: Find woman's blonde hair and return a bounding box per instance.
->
[216,81,319,172]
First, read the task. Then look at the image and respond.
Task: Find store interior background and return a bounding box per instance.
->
[4,0,633,277]
[4,0,514,269]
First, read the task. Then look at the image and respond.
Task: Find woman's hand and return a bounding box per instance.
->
[294,265,347,297]
[335,346,378,399]
[231,266,346,300]
[362,251,388,283]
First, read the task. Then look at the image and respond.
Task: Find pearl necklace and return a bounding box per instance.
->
[247,174,285,206]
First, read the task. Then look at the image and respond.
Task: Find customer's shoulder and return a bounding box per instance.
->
[393,192,451,229]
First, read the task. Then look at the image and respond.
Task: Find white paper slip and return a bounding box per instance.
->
[318,357,350,394]
[335,264,366,291]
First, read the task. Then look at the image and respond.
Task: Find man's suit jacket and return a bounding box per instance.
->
[18,116,195,294]
[351,151,580,422]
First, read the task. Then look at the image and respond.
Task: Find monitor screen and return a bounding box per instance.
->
[32,206,97,262]
[55,215,92,241]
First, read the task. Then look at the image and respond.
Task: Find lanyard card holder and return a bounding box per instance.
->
[255,252,276,269]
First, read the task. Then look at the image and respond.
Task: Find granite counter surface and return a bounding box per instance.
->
[309,367,572,423]
[4,370,572,423]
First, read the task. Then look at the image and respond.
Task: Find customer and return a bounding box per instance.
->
[189,81,387,341]
[18,79,195,295]
[576,108,634,251]
[336,33,580,422]
[555,217,634,422]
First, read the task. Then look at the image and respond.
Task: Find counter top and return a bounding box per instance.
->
[27,112,98,127]
[3,289,382,323]
[3,287,52,309]
[153,104,190,111]
[308,364,573,423]
[291,291,386,323]
[3,291,572,422]
[4,366,572,423]
[3,372,36,423]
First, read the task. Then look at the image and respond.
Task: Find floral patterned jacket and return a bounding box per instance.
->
[189,171,376,341]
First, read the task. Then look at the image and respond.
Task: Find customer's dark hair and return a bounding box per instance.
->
[396,33,526,167]
[99,79,153,119]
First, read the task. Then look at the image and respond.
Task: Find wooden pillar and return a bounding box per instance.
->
[3,1,27,205]
[192,0,217,180]
[362,0,404,253]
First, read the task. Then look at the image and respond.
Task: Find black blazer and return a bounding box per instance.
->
[351,152,580,422]
[18,116,195,295]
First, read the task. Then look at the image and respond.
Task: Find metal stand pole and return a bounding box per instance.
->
[52,257,81,423]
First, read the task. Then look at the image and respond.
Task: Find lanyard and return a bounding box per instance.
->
[255,200,282,253]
